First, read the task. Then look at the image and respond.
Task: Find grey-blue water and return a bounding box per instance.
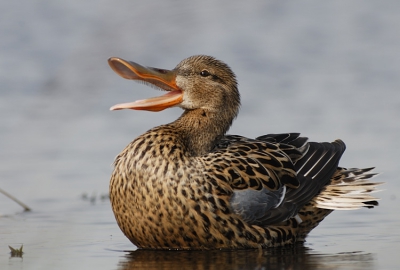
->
[1,1,399,269]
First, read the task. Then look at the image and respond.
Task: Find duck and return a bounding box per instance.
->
[108,55,381,250]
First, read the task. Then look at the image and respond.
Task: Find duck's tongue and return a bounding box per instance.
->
[108,57,183,112]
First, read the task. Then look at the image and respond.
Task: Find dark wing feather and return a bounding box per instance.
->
[253,139,346,225]
[230,185,286,225]
[204,133,346,227]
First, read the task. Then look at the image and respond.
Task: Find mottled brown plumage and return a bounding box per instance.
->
[108,55,382,249]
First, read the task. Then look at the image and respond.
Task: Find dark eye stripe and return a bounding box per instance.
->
[198,70,225,85]
[211,75,224,84]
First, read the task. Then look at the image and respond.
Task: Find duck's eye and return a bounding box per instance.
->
[200,70,210,77]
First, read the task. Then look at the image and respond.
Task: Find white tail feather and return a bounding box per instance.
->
[313,167,383,210]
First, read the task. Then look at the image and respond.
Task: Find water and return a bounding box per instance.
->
[1,1,400,269]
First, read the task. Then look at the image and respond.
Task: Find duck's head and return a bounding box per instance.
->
[108,55,240,118]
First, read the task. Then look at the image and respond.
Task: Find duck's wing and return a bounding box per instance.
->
[203,133,346,226]
[257,138,346,225]
[209,133,309,191]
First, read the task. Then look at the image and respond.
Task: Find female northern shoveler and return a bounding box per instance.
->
[108,55,381,250]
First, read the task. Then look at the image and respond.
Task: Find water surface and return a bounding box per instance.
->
[1,1,400,269]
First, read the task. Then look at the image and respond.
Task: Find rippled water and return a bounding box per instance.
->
[1,1,400,269]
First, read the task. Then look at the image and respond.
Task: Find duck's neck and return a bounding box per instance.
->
[171,108,235,156]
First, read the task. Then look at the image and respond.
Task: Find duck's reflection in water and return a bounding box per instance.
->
[116,244,375,270]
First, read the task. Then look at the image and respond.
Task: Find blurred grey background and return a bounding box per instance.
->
[1,1,399,269]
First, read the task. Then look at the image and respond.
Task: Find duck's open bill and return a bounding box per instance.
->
[108,57,183,111]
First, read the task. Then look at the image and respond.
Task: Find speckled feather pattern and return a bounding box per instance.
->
[109,127,379,249]
[110,127,303,249]
[108,55,381,250]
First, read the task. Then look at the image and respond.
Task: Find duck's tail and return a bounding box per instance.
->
[295,167,382,240]
[312,167,382,210]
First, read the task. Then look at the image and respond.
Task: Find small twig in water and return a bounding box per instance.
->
[9,245,24,257]
[0,188,31,211]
